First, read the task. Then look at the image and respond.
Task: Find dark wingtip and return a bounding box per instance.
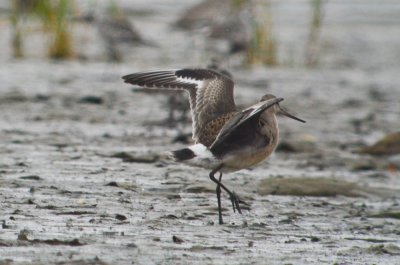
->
[121,74,132,82]
[122,74,141,85]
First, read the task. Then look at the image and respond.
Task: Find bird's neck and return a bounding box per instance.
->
[259,112,279,142]
[260,110,278,127]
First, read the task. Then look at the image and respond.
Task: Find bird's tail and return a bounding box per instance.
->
[169,148,196,162]
[168,144,212,162]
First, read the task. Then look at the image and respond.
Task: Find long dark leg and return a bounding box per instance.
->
[209,167,224,224]
[209,167,243,223]
[216,172,223,225]
[209,171,242,214]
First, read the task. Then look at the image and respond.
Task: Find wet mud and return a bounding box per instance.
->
[1,0,400,264]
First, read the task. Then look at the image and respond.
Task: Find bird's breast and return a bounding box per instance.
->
[221,140,277,172]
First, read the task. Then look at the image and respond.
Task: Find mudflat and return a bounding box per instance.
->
[0,0,399,264]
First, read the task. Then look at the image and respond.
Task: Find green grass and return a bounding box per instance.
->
[10,0,25,58]
[34,0,74,59]
[305,0,325,67]
[246,0,277,66]
[230,0,248,9]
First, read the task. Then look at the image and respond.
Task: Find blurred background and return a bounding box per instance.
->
[1,1,400,264]
[1,0,399,68]
[1,0,399,154]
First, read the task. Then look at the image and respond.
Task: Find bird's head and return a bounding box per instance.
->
[260,94,306,123]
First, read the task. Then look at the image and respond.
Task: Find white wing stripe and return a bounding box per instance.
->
[175,76,206,88]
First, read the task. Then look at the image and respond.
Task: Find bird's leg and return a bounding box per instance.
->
[209,167,243,219]
[209,167,224,224]
[213,177,243,214]
[216,172,223,225]
[219,172,241,215]
[215,174,247,215]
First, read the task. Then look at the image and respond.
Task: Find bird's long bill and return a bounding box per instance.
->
[279,106,306,123]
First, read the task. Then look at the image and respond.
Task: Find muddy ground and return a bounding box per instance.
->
[0,1,400,264]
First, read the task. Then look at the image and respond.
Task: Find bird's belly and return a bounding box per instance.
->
[221,147,273,172]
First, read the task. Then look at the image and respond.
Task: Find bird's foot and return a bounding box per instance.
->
[229,191,242,214]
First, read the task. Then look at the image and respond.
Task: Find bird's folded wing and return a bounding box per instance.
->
[210,97,283,149]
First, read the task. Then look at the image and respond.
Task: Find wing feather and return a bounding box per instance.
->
[210,97,283,150]
[122,68,236,143]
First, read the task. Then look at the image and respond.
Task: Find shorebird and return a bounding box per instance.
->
[75,3,155,62]
[175,0,249,54]
[122,68,305,224]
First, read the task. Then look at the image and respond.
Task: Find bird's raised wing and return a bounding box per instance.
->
[122,68,236,143]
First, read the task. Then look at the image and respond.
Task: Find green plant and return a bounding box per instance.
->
[34,0,74,59]
[230,0,248,9]
[10,2,23,58]
[107,0,121,17]
[246,0,277,66]
[305,0,325,67]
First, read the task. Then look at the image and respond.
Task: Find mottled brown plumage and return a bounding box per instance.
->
[198,112,237,147]
[122,68,306,225]
[122,68,236,145]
